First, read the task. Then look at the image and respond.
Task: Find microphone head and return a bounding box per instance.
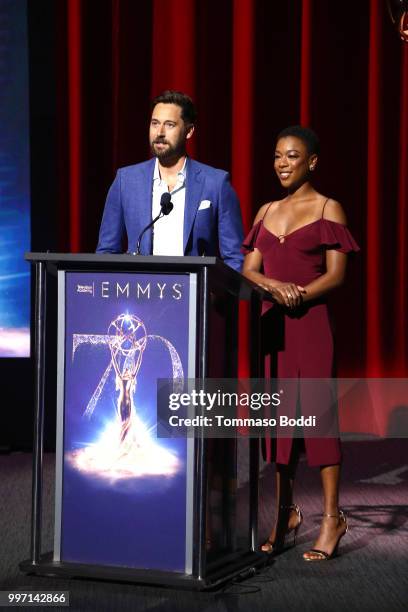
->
[160,192,173,215]
[162,202,173,215]
[160,192,171,207]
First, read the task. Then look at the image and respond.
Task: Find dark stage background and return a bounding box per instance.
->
[2,0,407,449]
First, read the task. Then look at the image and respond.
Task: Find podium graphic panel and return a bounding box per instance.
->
[54,271,196,572]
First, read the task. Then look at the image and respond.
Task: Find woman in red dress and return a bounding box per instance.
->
[242,126,359,560]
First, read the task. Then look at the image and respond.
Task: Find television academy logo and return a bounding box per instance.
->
[76,284,94,296]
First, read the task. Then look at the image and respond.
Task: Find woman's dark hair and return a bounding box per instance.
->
[152,90,197,125]
[277,125,320,155]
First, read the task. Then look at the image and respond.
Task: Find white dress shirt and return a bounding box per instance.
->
[152,158,187,256]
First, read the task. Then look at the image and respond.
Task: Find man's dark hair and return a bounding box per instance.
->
[277,125,320,155]
[152,90,197,125]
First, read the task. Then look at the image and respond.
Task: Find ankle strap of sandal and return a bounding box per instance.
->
[280,503,301,513]
[323,509,346,520]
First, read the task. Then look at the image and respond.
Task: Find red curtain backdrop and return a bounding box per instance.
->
[54,0,408,380]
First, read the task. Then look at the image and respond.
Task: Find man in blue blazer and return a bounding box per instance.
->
[96,91,244,271]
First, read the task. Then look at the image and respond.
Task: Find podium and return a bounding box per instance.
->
[21,253,265,590]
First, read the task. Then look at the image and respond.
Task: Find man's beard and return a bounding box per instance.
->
[150,139,184,162]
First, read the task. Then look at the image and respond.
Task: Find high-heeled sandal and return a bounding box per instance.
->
[303,509,348,561]
[261,503,303,554]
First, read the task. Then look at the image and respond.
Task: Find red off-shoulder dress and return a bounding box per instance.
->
[242,213,360,467]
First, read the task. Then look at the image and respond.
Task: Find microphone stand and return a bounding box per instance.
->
[134,211,163,255]
[134,200,173,255]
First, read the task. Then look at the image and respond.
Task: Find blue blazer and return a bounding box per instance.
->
[96,157,244,271]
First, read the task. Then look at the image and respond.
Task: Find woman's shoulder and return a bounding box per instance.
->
[253,200,281,224]
[320,196,347,225]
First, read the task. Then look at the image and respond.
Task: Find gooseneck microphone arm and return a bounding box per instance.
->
[134,192,173,255]
[135,212,163,255]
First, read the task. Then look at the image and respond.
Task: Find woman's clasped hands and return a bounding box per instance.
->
[259,279,306,309]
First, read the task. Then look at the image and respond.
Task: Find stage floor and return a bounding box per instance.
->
[1,439,407,611]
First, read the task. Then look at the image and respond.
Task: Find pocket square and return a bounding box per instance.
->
[198,200,212,210]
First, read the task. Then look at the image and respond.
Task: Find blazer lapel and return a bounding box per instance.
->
[136,158,155,254]
[183,158,204,252]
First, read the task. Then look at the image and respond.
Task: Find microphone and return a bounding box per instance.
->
[134,192,173,255]
[160,192,173,215]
